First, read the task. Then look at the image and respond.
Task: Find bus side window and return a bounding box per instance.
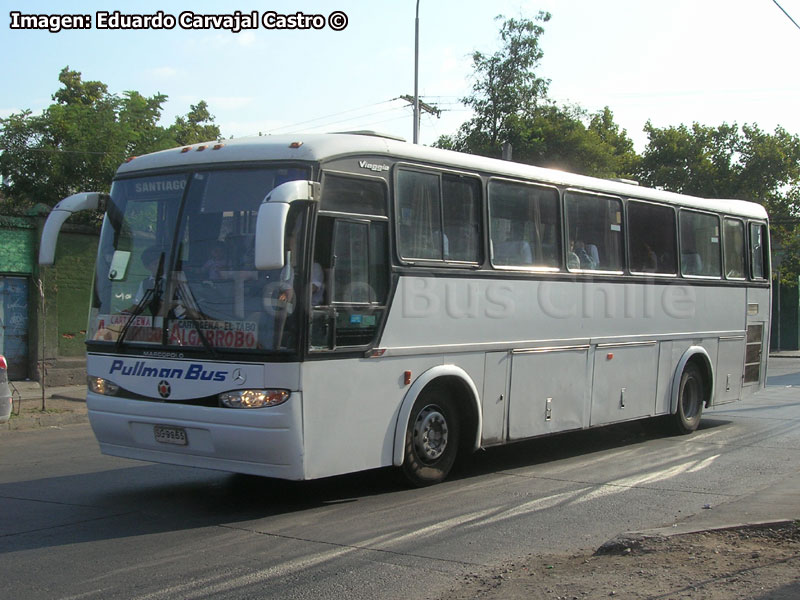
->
[442,174,481,263]
[333,221,371,304]
[680,210,721,277]
[312,217,335,305]
[749,222,768,280]
[565,191,623,272]
[627,201,677,275]
[397,169,482,264]
[330,219,388,305]
[397,170,442,261]
[723,218,746,279]
[332,220,388,347]
[488,180,560,269]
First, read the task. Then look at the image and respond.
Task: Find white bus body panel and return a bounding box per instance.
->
[380,275,753,445]
[383,277,746,350]
[299,356,485,479]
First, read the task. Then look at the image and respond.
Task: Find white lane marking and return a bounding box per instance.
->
[688,454,720,472]
[131,506,501,600]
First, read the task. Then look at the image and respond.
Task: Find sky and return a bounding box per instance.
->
[3,0,800,152]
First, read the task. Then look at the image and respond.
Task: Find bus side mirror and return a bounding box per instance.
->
[254,180,320,271]
[39,192,109,265]
[255,203,291,270]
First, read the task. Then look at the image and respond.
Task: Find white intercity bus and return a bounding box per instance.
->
[39,132,770,485]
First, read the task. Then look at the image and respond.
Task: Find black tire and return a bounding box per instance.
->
[672,363,704,434]
[401,389,460,487]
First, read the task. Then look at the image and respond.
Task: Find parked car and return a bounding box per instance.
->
[0,355,11,424]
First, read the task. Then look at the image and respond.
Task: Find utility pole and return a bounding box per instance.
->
[408,1,441,143]
[401,95,440,142]
[413,0,420,144]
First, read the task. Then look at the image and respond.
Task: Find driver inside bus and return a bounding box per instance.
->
[202,241,227,280]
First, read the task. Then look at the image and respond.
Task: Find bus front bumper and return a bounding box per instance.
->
[86,391,306,480]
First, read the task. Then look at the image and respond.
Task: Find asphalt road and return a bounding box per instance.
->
[1,359,799,600]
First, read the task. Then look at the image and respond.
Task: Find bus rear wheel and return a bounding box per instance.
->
[672,363,704,434]
[402,390,460,487]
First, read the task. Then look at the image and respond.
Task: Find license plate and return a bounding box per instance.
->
[154,425,188,446]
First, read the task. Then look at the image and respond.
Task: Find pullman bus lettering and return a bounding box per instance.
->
[109,360,227,382]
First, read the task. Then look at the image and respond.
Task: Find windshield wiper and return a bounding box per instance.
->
[176,309,219,359]
[169,270,219,359]
[115,252,164,350]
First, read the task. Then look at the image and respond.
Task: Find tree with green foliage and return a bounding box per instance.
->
[168,101,221,147]
[637,122,740,197]
[498,104,638,178]
[436,14,637,180]
[0,67,220,210]
[461,12,551,151]
[437,12,550,157]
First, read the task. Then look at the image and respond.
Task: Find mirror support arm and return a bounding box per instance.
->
[39,192,110,265]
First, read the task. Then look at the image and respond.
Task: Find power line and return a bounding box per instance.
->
[299,106,410,133]
[343,113,412,131]
[264,98,401,134]
[773,0,800,31]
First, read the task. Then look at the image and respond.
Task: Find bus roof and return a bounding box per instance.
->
[116,132,768,220]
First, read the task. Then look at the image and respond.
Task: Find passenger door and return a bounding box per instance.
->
[309,174,390,352]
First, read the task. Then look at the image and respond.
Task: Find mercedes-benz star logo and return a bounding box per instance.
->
[158,380,171,398]
[232,369,246,385]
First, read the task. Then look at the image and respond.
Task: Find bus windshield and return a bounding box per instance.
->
[88,166,310,355]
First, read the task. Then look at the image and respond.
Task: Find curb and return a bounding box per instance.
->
[2,410,89,432]
[1,384,88,433]
[597,519,798,555]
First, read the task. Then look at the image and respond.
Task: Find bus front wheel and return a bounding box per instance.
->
[672,363,704,434]
[402,390,460,487]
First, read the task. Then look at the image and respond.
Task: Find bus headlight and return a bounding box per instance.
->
[88,376,119,396]
[219,389,290,408]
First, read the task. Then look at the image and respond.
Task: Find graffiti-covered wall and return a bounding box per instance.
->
[0,212,98,380]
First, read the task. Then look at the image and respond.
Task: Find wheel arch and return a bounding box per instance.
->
[670,346,714,413]
[392,365,482,467]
